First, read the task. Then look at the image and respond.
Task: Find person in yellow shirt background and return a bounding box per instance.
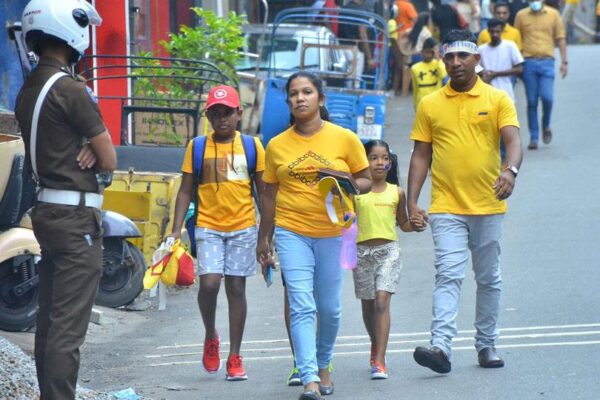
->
[562,0,597,42]
[388,4,405,95]
[596,0,600,42]
[478,2,523,49]
[410,37,448,109]
[169,85,265,382]
[257,71,371,400]
[407,29,523,374]
[514,0,567,150]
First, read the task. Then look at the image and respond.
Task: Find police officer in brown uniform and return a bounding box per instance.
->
[14,1,116,399]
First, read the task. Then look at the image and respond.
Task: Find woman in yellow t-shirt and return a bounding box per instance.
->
[353,140,425,381]
[257,71,371,399]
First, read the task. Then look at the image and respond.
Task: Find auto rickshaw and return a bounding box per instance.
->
[258,7,390,145]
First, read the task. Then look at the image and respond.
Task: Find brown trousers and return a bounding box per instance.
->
[31,203,103,400]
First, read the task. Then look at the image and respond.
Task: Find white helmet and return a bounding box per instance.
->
[22,0,102,57]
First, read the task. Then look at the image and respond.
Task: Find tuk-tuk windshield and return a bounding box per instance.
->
[237,27,343,73]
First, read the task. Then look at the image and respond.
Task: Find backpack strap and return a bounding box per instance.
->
[241,134,260,211]
[188,135,208,233]
[191,135,208,182]
[241,134,257,178]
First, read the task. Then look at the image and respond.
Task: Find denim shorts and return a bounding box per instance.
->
[352,241,402,299]
[195,226,257,277]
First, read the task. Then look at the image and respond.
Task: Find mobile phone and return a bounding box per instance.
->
[264,264,273,287]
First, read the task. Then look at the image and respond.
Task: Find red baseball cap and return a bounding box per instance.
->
[206,85,240,110]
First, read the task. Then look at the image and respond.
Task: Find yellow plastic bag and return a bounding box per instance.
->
[143,238,195,289]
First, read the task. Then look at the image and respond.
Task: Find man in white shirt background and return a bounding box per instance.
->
[479,18,524,102]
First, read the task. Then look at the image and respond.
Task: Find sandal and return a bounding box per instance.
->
[299,390,322,400]
[319,382,334,396]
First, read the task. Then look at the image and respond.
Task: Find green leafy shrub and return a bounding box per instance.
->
[130,8,246,145]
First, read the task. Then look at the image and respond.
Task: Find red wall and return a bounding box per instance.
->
[151,0,171,58]
[93,0,129,144]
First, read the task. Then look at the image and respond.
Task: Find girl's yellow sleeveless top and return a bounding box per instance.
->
[355,183,399,243]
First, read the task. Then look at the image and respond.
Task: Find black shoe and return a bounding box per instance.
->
[318,382,334,396]
[413,346,451,374]
[527,141,538,150]
[478,347,505,368]
[542,128,552,144]
[299,390,322,400]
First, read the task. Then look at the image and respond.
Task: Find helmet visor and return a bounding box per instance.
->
[80,1,102,26]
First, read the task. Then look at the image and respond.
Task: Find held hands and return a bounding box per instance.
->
[493,170,515,200]
[408,204,429,232]
[77,143,97,170]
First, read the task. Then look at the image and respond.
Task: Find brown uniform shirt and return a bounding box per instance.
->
[15,57,106,193]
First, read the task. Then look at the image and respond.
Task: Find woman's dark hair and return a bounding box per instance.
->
[286,71,330,124]
[286,71,325,100]
[364,140,400,186]
[408,12,430,49]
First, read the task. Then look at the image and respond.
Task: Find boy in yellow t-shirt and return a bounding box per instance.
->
[169,85,265,381]
[410,37,447,109]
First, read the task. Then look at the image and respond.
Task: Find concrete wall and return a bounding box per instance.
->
[0,0,28,111]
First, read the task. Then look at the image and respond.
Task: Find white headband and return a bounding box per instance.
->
[441,41,479,56]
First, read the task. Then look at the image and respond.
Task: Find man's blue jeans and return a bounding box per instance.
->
[522,58,555,142]
[274,227,344,385]
[428,214,504,359]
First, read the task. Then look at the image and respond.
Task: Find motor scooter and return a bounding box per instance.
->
[0,134,146,332]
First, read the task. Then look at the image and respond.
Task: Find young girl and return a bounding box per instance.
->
[353,140,425,380]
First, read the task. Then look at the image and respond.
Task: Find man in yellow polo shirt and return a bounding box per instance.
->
[514,0,567,149]
[407,30,523,374]
[478,2,522,49]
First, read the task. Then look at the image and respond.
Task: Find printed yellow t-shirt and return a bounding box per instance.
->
[263,122,369,237]
[411,59,447,108]
[181,131,265,231]
[410,77,519,215]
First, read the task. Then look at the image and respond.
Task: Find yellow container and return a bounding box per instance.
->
[103,170,182,265]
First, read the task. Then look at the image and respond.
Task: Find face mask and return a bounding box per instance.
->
[529,1,543,11]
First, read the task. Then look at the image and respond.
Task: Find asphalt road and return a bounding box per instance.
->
[6,45,600,400]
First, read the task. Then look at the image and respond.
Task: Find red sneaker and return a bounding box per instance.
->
[371,362,388,380]
[226,354,248,381]
[202,333,221,373]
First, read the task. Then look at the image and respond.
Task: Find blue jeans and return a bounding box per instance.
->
[428,214,504,359]
[522,58,555,142]
[274,227,343,385]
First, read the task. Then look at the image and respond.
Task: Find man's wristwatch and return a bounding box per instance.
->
[504,165,519,177]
